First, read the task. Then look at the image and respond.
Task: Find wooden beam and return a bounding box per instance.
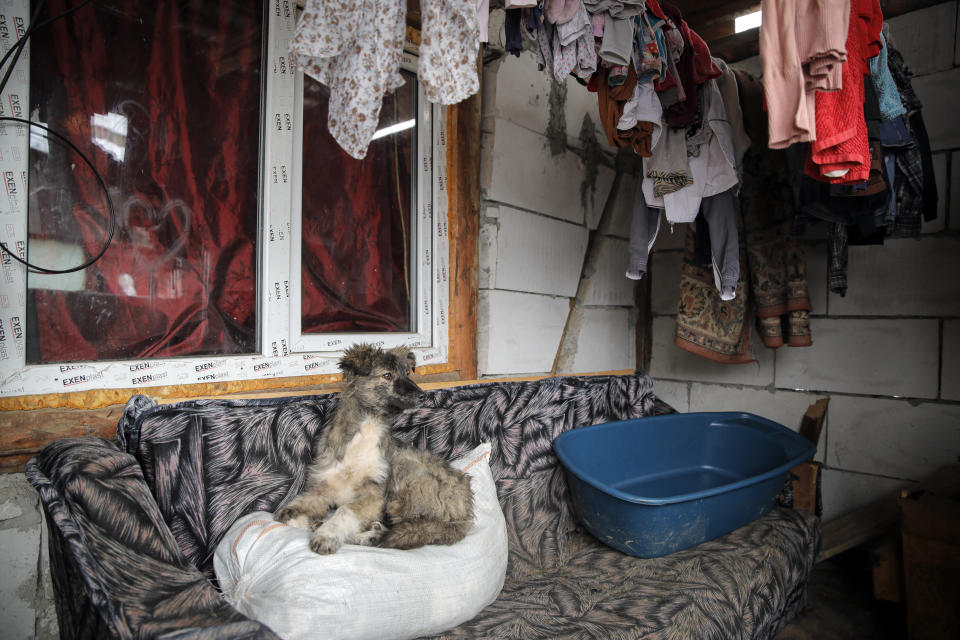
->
[444,62,482,382]
[683,0,759,43]
[708,28,762,63]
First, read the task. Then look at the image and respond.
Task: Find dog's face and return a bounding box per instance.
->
[339,344,423,417]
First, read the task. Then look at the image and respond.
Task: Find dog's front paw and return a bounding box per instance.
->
[354,521,387,546]
[309,533,341,555]
[275,505,300,523]
[276,506,312,530]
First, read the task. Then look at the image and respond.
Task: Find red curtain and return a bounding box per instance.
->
[27,0,261,363]
[299,75,413,335]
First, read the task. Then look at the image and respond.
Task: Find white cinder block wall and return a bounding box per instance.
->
[478,45,641,377]
[650,2,960,522]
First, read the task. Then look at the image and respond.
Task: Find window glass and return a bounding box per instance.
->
[299,70,416,335]
[25,0,262,363]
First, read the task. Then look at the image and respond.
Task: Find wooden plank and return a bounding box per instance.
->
[867,531,904,603]
[820,492,901,562]
[798,397,829,446]
[791,461,820,514]
[902,533,960,639]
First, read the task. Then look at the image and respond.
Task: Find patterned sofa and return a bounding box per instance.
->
[27,373,820,640]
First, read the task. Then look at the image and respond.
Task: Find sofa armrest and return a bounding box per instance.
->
[26,437,279,640]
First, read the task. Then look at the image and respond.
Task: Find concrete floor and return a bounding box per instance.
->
[776,550,906,640]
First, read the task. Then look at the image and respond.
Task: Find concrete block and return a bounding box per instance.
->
[599,173,637,239]
[478,206,500,289]
[582,237,638,306]
[564,307,635,373]
[688,383,828,462]
[942,320,960,401]
[912,67,960,151]
[827,236,960,316]
[478,289,569,375]
[652,378,689,412]
[585,163,617,231]
[650,250,683,315]
[886,2,958,77]
[0,526,40,640]
[37,512,58,640]
[485,205,588,297]
[0,474,42,640]
[820,468,908,523]
[775,318,940,399]
[648,315,776,386]
[804,241,828,316]
[484,117,603,225]
[827,395,960,481]
[0,474,41,530]
[489,51,552,135]
[952,151,960,231]
[922,151,947,234]
[564,75,617,155]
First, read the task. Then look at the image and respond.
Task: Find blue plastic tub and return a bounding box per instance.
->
[554,412,816,558]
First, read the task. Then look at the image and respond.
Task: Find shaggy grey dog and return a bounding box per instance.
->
[276,344,473,554]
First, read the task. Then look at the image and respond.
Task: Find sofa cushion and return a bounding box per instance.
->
[424,507,820,640]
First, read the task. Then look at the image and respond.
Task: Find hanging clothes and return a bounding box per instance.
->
[656,2,722,128]
[674,224,754,363]
[759,0,852,149]
[642,77,739,224]
[805,0,882,184]
[290,0,406,160]
[886,31,939,224]
[868,31,906,121]
[291,0,480,159]
[419,0,481,104]
[597,66,656,155]
[737,70,813,348]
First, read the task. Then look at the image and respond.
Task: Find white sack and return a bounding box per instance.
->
[214,443,507,640]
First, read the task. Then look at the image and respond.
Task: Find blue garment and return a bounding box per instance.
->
[869,32,906,121]
[878,115,914,149]
[505,9,523,57]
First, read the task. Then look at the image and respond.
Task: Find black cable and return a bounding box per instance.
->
[0,0,117,275]
[0,117,116,273]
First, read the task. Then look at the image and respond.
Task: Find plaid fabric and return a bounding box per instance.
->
[828,222,849,297]
[892,143,925,238]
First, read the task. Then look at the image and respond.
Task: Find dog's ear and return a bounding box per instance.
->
[388,346,416,373]
[340,343,378,378]
[406,350,416,373]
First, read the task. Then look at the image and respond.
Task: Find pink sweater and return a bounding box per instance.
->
[761,0,851,149]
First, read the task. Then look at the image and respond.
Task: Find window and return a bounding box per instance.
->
[0,0,451,398]
[290,52,449,363]
[23,0,262,365]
